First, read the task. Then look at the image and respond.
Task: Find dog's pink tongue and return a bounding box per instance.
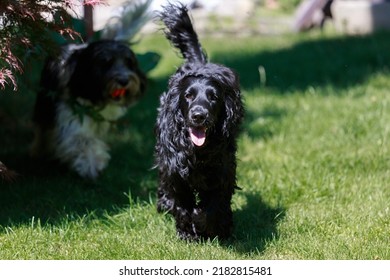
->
[189,127,206,146]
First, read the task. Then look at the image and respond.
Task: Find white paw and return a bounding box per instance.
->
[72,140,111,179]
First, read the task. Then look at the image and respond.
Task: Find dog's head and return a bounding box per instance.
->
[66,40,146,106]
[168,62,243,147]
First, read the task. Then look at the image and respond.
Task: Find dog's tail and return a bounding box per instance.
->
[159,3,207,64]
[101,0,153,41]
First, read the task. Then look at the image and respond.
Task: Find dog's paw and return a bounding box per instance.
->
[71,139,111,179]
[157,195,174,213]
[191,208,208,237]
[192,207,232,240]
[177,227,200,241]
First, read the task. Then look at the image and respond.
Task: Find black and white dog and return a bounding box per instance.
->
[31,40,146,179]
[155,3,244,240]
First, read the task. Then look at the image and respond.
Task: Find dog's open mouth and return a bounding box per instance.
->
[189,126,207,146]
[111,88,127,99]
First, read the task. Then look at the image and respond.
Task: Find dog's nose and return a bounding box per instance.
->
[190,107,207,124]
[116,76,129,87]
[192,112,206,123]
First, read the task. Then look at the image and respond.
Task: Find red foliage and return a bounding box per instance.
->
[0,0,104,90]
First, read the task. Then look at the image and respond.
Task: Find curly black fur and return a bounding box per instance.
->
[155,3,244,241]
[0,161,18,182]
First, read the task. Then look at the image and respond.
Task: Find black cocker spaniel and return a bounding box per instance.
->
[155,3,244,241]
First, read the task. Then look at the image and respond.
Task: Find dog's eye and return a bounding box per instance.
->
[101,58,113,67]
[126,57,135,67]
[206,89,217,102]
[185,91,195,101]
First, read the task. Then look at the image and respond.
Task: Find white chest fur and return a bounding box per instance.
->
[53,101,127,179]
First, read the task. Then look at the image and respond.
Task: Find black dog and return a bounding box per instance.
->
[0,161,17,182]
[155,3,244,240]
[32,40,146,179]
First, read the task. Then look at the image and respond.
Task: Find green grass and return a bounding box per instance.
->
[1,30,390,259]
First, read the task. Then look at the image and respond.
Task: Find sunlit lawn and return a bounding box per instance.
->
[1,30,389,259]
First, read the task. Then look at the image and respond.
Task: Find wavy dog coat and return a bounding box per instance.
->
[155,3,244,240]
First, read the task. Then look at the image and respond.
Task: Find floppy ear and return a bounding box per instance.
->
[33,45,84,129]
[223,86,244,138]
[155,84,193,178]
[215,68,244,138]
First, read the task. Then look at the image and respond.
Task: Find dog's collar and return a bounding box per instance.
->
[68,98,116,124]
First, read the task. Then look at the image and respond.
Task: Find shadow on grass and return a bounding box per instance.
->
[228,193,285,256]
[213,31,390,92]
[214,33,390,256]
[2,31,389,241]
[243,104,288,141]
[0,77,165,226]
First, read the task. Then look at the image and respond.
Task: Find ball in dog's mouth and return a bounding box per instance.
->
[189,126,207,146]
[111,88,127,98]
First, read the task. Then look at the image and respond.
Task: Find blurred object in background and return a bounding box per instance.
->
[294,0,390,34]
[332,0,390,34]
[293,0,334,31]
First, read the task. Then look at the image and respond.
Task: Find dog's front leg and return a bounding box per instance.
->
[71,135,110,179]
[192,189,234,240]
[57,132,111,179]
[174,191,198,240]
[158,180,199,240]
[54,103,111,179]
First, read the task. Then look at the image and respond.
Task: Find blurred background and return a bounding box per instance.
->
[1,0,390,260]
[87,0,390,36]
